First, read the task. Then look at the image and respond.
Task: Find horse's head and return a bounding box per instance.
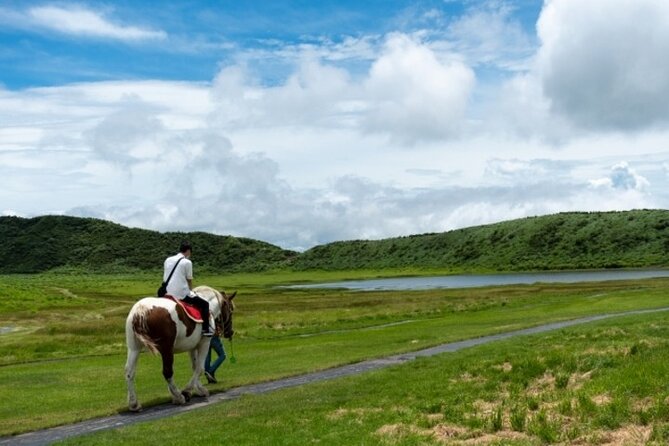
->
[216,290,236,340]
[192,286,237,340]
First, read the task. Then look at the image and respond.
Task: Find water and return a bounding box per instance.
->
[288,269,669,291]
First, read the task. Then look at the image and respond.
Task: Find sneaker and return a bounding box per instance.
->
[202,327,215,337]
[205,371,217,384]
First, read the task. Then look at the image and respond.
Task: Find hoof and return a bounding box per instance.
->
[198,387,210,398]
[181,390,192,402]
[172,394,186,405]
[128,403,143,413]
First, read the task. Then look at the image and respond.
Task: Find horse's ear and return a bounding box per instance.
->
[229,291,237,300]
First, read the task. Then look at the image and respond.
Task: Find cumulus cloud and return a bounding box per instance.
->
[485,0,669,142]
[363,34,475,143]
[537,0,669,130]
[210,34,475,144]
[484,71,577,143]
[84,99,166,165]
[212,58,356,129]
[589,162,650,191]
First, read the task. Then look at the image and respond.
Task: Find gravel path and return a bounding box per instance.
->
[3,306,668,446]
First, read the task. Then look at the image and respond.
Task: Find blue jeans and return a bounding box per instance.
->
[205,335,226,375]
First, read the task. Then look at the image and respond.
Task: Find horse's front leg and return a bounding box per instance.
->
[183,341,210,397]
[160,348,186,405]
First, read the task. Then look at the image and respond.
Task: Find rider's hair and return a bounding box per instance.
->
[179,241,192,253]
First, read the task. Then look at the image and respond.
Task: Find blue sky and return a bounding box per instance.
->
[0,0,542,88]
[2,1,669,250]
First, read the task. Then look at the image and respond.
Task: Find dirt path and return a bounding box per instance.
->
[3,307,668,446]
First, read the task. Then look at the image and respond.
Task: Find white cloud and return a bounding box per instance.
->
[483,0,669,142]
[484,71,576,143]
[537,0,669,130]
[3,5,166,42]
[485,158,577,184]
[84,99,166,165]
[363,34,475,143]
[211,34,475,144]
[589,162,650,191]
[444,1,535,71]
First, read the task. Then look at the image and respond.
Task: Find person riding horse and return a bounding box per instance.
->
[163,241,214,336]
[125,285,236,410]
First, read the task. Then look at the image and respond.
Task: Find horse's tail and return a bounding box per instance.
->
[128,303,160,355]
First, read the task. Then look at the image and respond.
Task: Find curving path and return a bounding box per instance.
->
[3,307,669,446]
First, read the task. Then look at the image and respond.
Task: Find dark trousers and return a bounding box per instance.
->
[205,335,226,375]
[183,294,211,331]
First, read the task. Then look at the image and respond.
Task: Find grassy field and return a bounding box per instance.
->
[1,271,669,444]
[62,311,669,445]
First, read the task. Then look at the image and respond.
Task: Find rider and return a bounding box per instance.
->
[164,241,215,337]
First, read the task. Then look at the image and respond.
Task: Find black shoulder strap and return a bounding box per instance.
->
[164,257,184,286]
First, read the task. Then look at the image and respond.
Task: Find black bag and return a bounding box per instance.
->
[157,282,168,297]
[157,257,183,297]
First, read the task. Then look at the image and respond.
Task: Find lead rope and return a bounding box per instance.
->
[216,290,237,364]
[229,338,237,364]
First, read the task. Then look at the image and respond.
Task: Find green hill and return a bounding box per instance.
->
[3,210,669,274]
[292,210,669,271]
[0,215,296,273]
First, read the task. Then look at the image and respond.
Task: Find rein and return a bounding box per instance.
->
[212,290,232,336]
[217,290,237,363]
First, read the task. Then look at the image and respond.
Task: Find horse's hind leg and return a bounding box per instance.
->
[125,347,142,412]
[161,348,186,405]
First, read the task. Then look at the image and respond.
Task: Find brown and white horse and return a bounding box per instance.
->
[124,285,236,412]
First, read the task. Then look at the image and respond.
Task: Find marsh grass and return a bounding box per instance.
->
[510,405,527,432]
[3,273,669,440]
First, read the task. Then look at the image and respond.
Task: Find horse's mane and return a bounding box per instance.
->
[194,286,232,301]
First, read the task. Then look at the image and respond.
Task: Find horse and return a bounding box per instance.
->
[124,285,236,412]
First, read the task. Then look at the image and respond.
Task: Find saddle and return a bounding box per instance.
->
[163,295,204,323]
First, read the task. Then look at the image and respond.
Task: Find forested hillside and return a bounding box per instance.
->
[3,210,669,273]
[292,210,669,271]
[0,215,296,273]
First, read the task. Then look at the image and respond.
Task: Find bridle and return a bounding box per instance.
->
[213,290,233,338]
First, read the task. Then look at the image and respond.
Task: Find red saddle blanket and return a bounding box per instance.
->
[163,295,203,323]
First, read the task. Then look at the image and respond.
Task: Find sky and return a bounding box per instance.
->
[2,0,669,251]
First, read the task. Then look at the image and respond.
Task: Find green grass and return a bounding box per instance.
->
[60,311,669,445]
[2,272,669,441]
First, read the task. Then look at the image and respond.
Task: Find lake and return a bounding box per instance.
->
[288,269,669,291]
